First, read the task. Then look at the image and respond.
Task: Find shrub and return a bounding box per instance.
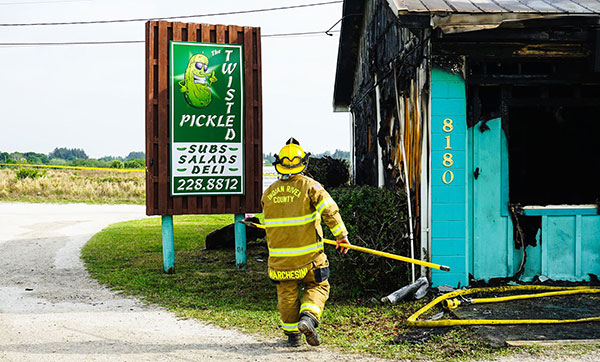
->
[306,156,350,189]
[16,167,46,180]
[110,160,124,169]
[124,158,145,169]
[324,185,411,299]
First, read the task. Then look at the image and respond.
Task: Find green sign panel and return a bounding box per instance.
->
[170,41,244,196]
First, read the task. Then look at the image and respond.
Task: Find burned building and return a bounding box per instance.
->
[333,0,600,287]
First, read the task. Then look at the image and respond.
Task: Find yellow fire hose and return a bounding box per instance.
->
[241,221,599,326]
[407,285,600,327]
[239,220,451,271]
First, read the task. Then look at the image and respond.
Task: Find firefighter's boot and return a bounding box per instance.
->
[287,333,302,347]
[298,313,321,346]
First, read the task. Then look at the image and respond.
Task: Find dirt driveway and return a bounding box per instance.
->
[0,202,385,362]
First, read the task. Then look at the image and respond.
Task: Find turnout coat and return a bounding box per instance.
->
[261,174,348,277]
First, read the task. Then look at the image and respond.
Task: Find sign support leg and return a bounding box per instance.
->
[234,214,247,270]
[161,215,175,274]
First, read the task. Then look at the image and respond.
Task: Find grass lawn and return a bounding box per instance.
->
[81,214,521,361]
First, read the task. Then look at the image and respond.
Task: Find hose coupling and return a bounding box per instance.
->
[443,298,461,310]
[443,296,473,310]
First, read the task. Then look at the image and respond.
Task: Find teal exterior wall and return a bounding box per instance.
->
[430,68,468,287]
[430,69,600,286]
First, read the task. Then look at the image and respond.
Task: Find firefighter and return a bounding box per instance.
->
[261,137,350,347]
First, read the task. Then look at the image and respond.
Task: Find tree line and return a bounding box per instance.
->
[263,149,350,165]
[0,148,145,169]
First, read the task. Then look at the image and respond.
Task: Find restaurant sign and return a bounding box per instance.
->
[170,41,244,196]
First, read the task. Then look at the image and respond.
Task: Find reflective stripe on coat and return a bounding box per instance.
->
[261,174,348,271]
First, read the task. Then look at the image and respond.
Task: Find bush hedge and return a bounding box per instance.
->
[306,156,350,189]
[323,185,412,299]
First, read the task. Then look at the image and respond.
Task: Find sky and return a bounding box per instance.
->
[0,0,350,159]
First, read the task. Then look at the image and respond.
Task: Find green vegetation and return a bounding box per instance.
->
[326,186,411,297]
[263,149,350,165]
[306,156,350,189]
[81,215,516,361]
[0,148,145,170]
[16,167,47,180]
[0,168,144,204]
[49,147,89,161]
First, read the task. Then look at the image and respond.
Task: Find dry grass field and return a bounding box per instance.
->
[0,167,145,204]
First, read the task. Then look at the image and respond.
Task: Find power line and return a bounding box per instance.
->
[0,1,343,26]
[0,0,90,5]
[0,40,142,46]
[265,29,339,38]
[0,30,340,47]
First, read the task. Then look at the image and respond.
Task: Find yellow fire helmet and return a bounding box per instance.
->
[273,138,310,175]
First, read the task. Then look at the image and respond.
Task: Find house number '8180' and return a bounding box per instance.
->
[442,118,454,184]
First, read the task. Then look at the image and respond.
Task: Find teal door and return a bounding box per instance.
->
[470,117,513,280]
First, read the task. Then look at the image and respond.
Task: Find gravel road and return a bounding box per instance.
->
[0,202,386,362]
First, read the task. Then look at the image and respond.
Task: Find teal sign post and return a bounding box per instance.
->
[170,41,244,196]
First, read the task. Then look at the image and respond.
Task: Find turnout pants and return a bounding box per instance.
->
[275,257,330,334]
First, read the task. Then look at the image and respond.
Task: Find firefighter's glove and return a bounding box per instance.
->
[336,237,351,254]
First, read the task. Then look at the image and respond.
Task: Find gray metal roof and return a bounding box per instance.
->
[388,0,600,33]
[389,0,600,14]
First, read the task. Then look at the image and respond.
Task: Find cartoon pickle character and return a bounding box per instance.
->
[179,53,218,108]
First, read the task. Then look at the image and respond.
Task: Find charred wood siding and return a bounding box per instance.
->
[145,21,263,216]
[352,92,378,186]
[349,0,429,229]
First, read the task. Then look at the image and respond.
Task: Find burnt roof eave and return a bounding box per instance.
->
[333,0,365,112]
[333,3,600,111]
[332,5,431,112]
[416,12,600,34]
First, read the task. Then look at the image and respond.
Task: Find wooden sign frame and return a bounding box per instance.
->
[145,21,263,216]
